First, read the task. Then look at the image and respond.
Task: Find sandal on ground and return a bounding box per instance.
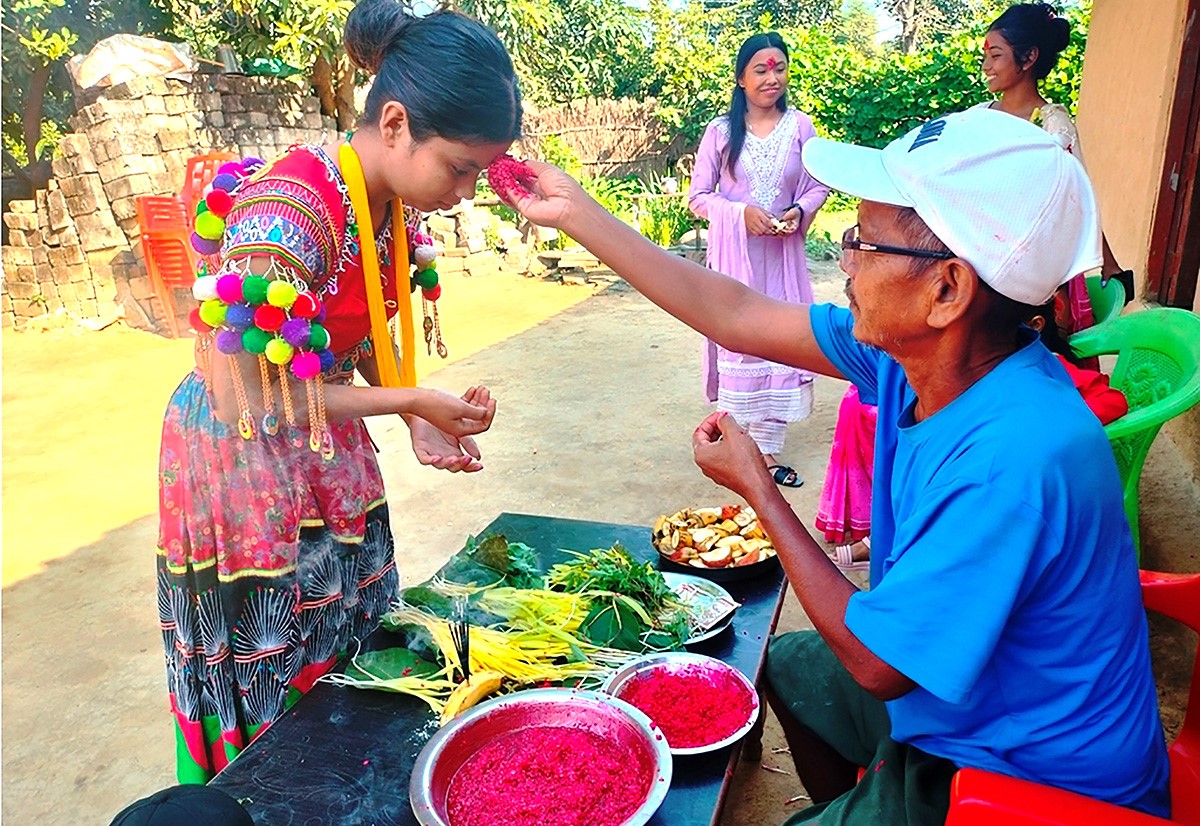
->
[767,464,803,488]
[830,537,870,572]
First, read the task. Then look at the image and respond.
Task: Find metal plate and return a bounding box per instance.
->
[662,572,737,645]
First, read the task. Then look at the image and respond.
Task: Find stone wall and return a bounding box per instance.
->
[1,74,337,333]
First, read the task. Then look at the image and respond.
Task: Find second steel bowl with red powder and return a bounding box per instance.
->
[603,653,760,755]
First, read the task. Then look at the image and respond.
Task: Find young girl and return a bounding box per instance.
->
[980,1,1134,317]
[688,32,829,488]
[157,1,520,781]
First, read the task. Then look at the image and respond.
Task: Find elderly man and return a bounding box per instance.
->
[514,107,1169,824]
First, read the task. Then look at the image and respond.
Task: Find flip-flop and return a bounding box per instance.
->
[830,537,870,572]
[767,464,803,488]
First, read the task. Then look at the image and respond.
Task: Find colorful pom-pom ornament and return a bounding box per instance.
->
[215,329,243,355]
[199,298,227,328]
[414,244,436,268]
[242,156,264,170]
[195,211,226,241]
[281,317,311,348]
[205,189,233,219]
[318,349,336,372]
[266,280,298,309]
[241,275,270,305]
[211,172,240,192]
[195,200,209,216]
[291,351,322,380]
[254,304,286,332]
[291,291,320,319]
[216,273,244,304]
[308,323,330,350]
[415,267,438,289]
[264,337,294,365]
[191,232,221,257]
[192,274,220,302]
[217,161,244,178]
[225,303,255,331]
[189,307,211,333]
[422,284,442,302]
[242,326,272,354]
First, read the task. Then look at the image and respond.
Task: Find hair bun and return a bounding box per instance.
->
[344,0,413,76]
[1048,15,1071,52]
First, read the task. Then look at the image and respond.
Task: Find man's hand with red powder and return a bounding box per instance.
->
[486,154,539,207]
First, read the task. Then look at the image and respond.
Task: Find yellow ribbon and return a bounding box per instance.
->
[339,142,416,388]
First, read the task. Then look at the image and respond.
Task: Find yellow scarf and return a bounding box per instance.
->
[338,142,417,388]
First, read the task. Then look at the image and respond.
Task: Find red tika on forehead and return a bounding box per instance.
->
[765,57,779,70]
[984,38,992,50]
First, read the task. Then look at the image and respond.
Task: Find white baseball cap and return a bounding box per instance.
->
[802,108,1102,306]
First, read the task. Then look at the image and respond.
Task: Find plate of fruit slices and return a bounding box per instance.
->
[652,505,781,582]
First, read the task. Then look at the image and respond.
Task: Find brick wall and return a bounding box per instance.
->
[1,73,336,333]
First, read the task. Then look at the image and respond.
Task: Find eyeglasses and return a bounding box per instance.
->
[841,225,955,269]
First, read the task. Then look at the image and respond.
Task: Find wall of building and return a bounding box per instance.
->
[1076,0,1190,301]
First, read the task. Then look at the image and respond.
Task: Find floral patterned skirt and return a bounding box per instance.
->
[156,371,399,781]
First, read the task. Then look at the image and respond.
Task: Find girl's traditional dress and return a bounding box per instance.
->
[688,109,830,455]
[157,145,402,781]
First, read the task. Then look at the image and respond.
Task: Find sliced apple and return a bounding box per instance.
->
[699,547,733,567]
[734,549,762,566]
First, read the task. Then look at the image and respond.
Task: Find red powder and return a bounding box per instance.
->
[618,665,754,749]
[486,154,538,206]
[446,725,653,826]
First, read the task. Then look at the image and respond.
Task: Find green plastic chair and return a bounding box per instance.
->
[1070,308,1200,557]
[1085,274,1125,325]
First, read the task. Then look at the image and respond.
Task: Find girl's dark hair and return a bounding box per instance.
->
[987,2,1071,81]
[1030,296,1082,366]
[725,32,788,176]
[344,1,522,144]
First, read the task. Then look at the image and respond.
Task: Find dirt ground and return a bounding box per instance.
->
[2,256,1197,824]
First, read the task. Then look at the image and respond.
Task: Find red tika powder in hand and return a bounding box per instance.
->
[486,154,537,207]
[618,665,754,749]
[446,725,653,826]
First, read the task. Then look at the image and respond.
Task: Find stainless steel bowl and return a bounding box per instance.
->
[602,652,760,756]
[409,687,672,826]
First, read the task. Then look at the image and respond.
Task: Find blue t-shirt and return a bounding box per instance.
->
[810,304,1170,817]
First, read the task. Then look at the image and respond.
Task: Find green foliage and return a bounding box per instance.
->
[1,0,172,177]
[538,134,583,179]
[805,229,840,261]
[453,0,652,104]
[637,189,696,248]
[581,175,639,223]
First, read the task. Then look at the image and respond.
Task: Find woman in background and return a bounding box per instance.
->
[688,31,829,488]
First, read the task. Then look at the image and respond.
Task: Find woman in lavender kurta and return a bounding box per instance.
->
[689,32,829,486]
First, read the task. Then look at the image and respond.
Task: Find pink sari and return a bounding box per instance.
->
[815,386,877,543]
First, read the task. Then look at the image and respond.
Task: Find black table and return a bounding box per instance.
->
[210,512,789,825]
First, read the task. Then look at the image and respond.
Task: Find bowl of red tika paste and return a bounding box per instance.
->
[603,653,760,755]
[410,688,672,826]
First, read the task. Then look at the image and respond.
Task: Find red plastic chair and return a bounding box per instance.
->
[179,151,239,214]
[946,570,1200,825]
[135,195,197,338]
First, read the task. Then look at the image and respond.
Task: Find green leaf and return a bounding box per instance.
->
[345,647,440,682]
[580,598,647,651]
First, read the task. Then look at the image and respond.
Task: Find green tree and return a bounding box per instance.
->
[447,0,650,104]
[1,0,172,189]
[703,0,839,28]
